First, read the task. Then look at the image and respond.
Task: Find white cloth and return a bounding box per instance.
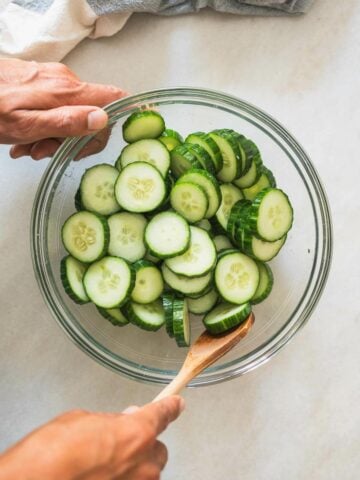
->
[0,0,131,61]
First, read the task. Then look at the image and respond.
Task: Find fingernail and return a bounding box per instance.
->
[179,398,186,413]
[87,109,108,130]
[122,405,140,415]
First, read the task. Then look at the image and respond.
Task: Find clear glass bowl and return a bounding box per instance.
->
[31,88,332,387]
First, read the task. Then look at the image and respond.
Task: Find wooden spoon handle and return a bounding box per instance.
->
[153,369,193,402]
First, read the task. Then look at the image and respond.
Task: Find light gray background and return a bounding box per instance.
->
[0,1,359,478]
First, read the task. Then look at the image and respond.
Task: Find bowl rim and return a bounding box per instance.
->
[31,87,333,386]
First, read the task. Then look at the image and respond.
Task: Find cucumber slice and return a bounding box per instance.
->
[74,188,82,211]
[247,188,293,241]
[123,110,165,143]
[170,144,203,178]
[187,289,218,315]
[170,182,209,223]
[223,130,247,175]
[213,235,233,252]
[209,130,242,182]
[114,162,166,213]
[203,302,252,334]
[119,139,170,177]
[80,164,120,216]
[162,264,213,296]
[242,166,276,200]
[214,183,244,232]
[226,199,252,242]
[60,255,89,304]
[177,168,221,218]
[126,300,165,331]
[131,260,164,304]
[236,135,255,175]
[145,211,190,258]
[96,307,129,326]
[62,211,109,263]
[162,293,175,338]
[172,298,190,347]
[108,212,147,262]
[165,226,216,278]
[233,140,263,188]
[241,229,286,261]
[159,129,183,151]
[186,132,223,172]
[83,256,135,308]
[215,251,259,304]
[195,218,213,234]
[144,251,161,264]
[251,262,274,305]
[187,143,216,175]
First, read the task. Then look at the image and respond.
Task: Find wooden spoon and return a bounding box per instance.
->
[153,313,254,401]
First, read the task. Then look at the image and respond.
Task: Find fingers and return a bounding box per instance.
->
[10,139,62,160]
[18,106,109,143]
[70,81,128,108]
[152,441,168,471]
[31,139,62,160]
[133,396,185,436]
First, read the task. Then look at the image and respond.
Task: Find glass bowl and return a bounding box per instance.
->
[31,88,332,387]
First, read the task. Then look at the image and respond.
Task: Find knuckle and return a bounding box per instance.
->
[56,109,78,131]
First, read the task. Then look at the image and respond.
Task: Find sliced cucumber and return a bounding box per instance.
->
[187,289,218,315]
[80,164,120,216]
[144,251,161,264]
[131,260,164,304]
[170,181,209,223]
[123,110,165,143]
[213,235,233,252]
[172,298,190,347]
[226,199,251,242]
[242,166,276,200]
[177,168,221,218]
[145,211,190,258]
[233,140,263,188]
[251,262,274,305]
[96,307,129,326]
[162,293,175,338]
[195,218,213,234]
[119,139,170,177]
[60,255,89,304]
[214,183,244,232]
[186,132,223,172]
[215,251,259,304]
[203,302,251,334]
[209,130,242,182]
[246,188,293,241]
[74,188,82,211]
[170,144,203,178]
[114,162,166,213]
[187,143,216,175]
[224,130,247,175]
[162,264,213,296]
[241,229,286,261]
[126,300,165,331]
[108,212,147,263]
[165,226,216,278]
[83,256,135,308]
[62,211,109,263]
[159,128,183,151]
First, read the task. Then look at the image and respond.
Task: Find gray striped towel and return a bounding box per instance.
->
[0,1,314,61]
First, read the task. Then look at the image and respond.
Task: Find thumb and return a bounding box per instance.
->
[131,396,185,436]
[19,106,109,143]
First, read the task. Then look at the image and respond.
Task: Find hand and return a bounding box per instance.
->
[0,58,127,160]
[0,396,185,480]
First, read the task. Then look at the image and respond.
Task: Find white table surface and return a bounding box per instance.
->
[1,1,359,478]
